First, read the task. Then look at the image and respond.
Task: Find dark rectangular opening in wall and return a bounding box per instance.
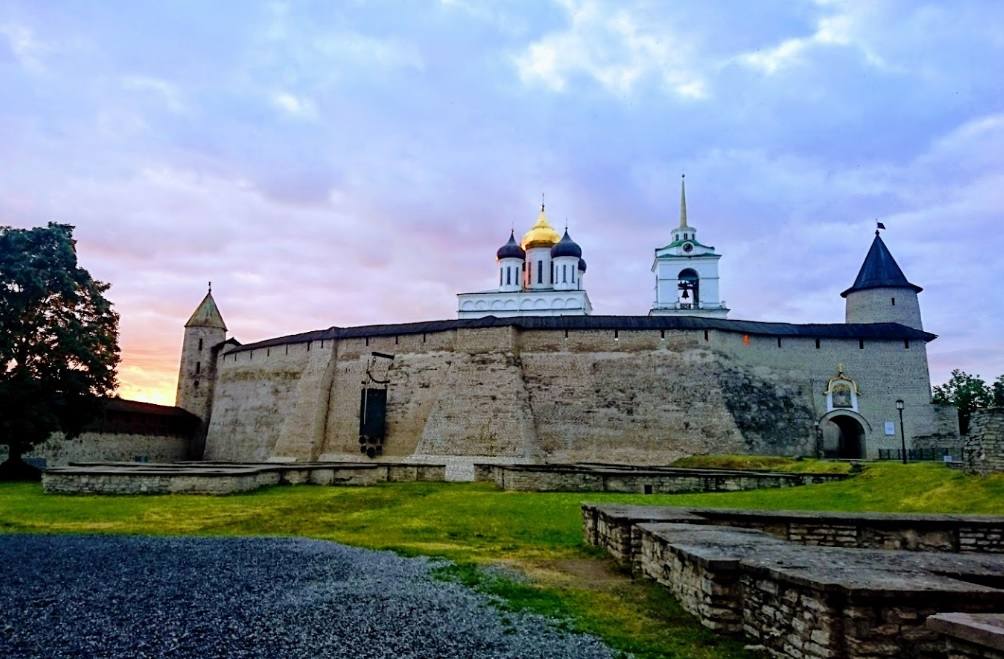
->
[422,333,427,343]
[307,342,311,351]
[320,340,324,349]
[564,329,568,338]
[249,351,253,360]
[660,329,665,339]
[198,338,203,351]
[359,388,387,444]
[195,361,200,374]
[891,297,896,306]
[395,336,399,345]
[704,330,709,341]
[777,337,782,348]
[614,330,619,339]
[365,337,369,346]
[815,338,821,349]
[285,345,289,355]
[643,484,653,495]
[267,348,270,357]
[859,339,864,349]
[904,339,910,349]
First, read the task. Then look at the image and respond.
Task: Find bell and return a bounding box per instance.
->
[681,288,690,299]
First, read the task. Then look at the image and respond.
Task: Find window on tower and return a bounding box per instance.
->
[198,338,203,351]
[506,268,511,286]
[537,260,543,284]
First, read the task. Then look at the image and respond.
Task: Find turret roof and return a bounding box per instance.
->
[551,229,582,258]
[185,290,227,330]
[841,232,922,298]
[496,231,526,260]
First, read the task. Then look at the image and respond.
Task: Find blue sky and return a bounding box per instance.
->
[1,0,1002,402]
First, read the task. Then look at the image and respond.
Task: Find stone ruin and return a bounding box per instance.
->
[583,504,1004,658]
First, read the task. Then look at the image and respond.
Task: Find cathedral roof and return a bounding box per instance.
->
[521,205,561,250]
[185,290,227,330]
[841,232,922,298]
[578,257,587,272]
[551,229,582,258]
[496,231,526,260]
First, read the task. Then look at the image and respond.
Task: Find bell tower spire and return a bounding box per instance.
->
[679,174,688,229]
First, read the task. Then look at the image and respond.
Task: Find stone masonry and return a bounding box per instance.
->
[200,319,954,464]
[964,408,1004,475]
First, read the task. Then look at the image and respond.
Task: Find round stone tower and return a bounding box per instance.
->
[842,231,923,330]
[176,285,227,424]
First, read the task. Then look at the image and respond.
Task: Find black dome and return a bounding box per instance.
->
[551,230,582,258]
[496,231,525,260]
[577,258,587,272]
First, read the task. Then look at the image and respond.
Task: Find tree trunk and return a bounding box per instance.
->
[0,443,41,482]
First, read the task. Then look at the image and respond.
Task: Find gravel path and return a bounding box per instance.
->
[0,535,613,659]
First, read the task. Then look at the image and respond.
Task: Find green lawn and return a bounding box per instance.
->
[2,462,1002,658]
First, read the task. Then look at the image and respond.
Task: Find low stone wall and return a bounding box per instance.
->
[582,504,1004,560]
[630,521,1004,658]
[480,463,845,493]
[926,613,1004,658]
[2,431,191,468]
[42,461,447,495]
[965,408,1004,475]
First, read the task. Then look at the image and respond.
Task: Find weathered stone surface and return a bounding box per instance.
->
[200,326,955,464]
[965,408,1004,474]
[927,613,1004,658]
[42,461,446,495]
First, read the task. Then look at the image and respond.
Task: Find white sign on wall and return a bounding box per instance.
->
[884,421,895,436]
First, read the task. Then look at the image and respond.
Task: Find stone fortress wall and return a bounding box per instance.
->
[201,317,956,465]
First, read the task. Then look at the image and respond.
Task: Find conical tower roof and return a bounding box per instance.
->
[185,289,227,330]
[841,232,922,298]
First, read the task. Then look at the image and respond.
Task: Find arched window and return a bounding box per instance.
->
[678,268,700,307]
[506,268,511,286]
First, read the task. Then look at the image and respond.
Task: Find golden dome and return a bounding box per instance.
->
[521,206,561,249]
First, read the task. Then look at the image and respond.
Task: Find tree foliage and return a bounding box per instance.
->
[932,369,997,434]
[0,223,119,477]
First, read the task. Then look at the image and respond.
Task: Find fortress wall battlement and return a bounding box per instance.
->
[202,324,948,464]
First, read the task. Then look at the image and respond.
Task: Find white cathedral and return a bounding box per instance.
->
[457,177,728,319]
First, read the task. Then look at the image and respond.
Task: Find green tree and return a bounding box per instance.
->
[992,374,1004,407]
[0,223,119,480]
[932,369,993,435]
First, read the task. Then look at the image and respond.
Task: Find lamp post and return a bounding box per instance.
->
[896,399,907,464]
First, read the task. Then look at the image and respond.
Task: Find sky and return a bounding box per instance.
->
[2,0,1002,405]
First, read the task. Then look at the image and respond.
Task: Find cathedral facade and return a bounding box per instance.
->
[175,193,958,468]
[457,204,592,318]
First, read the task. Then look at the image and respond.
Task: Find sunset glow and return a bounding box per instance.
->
[3,1,1003,402]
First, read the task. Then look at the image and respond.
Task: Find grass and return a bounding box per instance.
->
[670,453,853,474]
[2,462,1003,657]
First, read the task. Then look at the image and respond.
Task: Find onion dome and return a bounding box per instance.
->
[577,258,587,272]
[551,229,582,259]
[496,231,525,260]
[521,204,561,250]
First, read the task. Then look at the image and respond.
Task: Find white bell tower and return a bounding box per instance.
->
[649,176,729,318]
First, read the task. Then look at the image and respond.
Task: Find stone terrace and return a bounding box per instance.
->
[42,461,446,495]
[585,504,1004,658]
[475,462,846,493]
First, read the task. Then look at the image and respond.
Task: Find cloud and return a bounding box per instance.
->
[513,1,707,99]
[271,91,318,120]
[0,22,47,71]
[121,75,188,114]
